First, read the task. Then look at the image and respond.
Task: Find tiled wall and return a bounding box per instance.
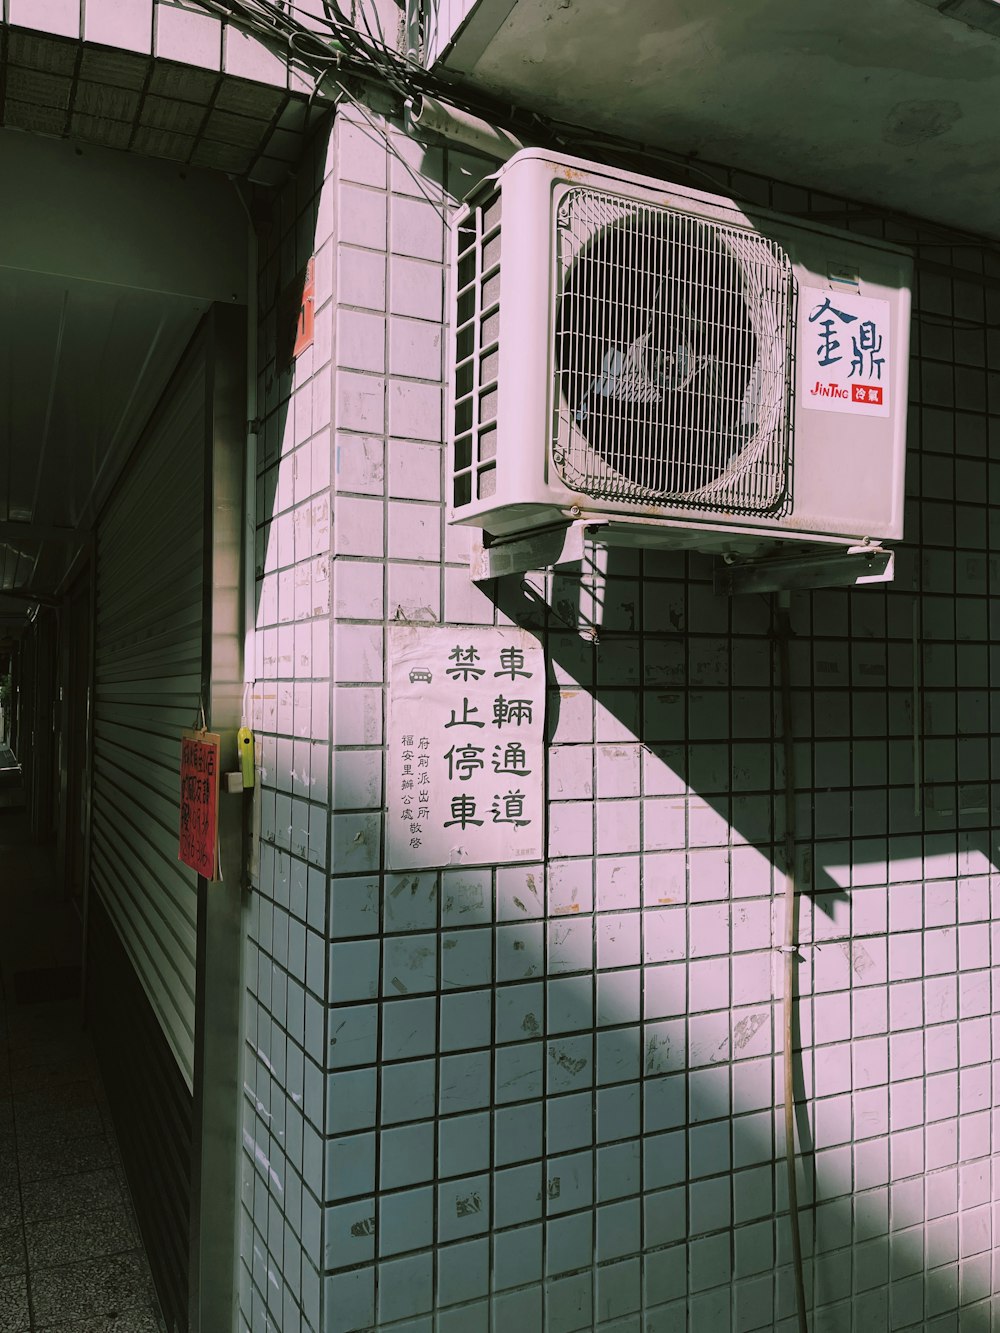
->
[240,92,1000,1333]
[420,0,479,65]
[240,120,334,1333]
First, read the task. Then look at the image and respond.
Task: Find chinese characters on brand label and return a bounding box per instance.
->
[387,628,545,869]
[800,285,892,419]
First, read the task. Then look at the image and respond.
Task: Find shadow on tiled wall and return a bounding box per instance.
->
[237,104,997,1332]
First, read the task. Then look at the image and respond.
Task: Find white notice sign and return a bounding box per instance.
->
[800,285,891,418]
[387,626,545,871]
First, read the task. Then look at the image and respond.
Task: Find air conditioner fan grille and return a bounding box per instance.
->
[553,188,793,514]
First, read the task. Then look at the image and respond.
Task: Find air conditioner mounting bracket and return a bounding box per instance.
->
[470,521,596,582]
[714,543,894,596]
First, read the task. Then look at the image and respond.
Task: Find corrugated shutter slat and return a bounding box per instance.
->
[90,354,205,1091]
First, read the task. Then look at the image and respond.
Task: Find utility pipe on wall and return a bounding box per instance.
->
[775,595,809,1333]
[404,94,525,161]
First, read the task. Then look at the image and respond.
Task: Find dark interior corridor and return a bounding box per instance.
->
[0,754,165,1332]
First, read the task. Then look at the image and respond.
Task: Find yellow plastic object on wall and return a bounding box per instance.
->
[237,727,255,790]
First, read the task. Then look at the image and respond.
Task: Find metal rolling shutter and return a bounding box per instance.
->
[91,344,206,1091]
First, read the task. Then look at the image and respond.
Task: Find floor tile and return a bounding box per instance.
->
[27,1206,136,1270]
[20,1169,126,1225]
[8,1040,94,1077]
[0,1222,25,1278]
[29,1251,155,1325]
[17,1133,113,1184]
[0,800,166,1333]
[0,1160,17,1198]
[11,1080,99,1120]
[0,1141,16,1172]
[14,1101,106,1146]
[9,1064,96,1097]
[0,1189,20,1231]
[0,1273,29,1331]
[35,1315,163,1333]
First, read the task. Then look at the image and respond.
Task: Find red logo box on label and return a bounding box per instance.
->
[852,384,883,406]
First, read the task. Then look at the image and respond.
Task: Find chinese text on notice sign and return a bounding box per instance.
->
[387,627,545,870]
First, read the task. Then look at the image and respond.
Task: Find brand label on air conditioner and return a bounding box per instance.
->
[800,285,891,418]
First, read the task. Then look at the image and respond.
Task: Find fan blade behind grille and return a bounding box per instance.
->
[554,190,792,514]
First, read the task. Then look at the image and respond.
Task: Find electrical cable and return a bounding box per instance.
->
[193,0,697,177]
[262,0,402,65]
[354,0,391,62]
[229,0,411,92]
[323,0,353,24]
[775,598,809,1333]
[332,79,451,217]
[189,0,1000,273]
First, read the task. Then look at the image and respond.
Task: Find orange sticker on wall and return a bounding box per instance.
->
[179,731,221,880]
[293,257,315,358]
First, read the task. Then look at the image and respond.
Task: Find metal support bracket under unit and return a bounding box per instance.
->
[714,544,894,596]
[470,522,592,581]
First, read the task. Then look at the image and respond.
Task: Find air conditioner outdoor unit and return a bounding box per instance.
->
[449,149,912,558]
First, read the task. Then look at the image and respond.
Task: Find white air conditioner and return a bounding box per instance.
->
[449,149,912,557]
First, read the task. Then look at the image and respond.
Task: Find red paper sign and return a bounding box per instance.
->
[179,731,220,879]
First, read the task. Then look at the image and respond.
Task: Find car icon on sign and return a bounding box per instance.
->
[409,669,433,684]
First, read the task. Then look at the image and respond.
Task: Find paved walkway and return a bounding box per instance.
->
[0,782,166,1333]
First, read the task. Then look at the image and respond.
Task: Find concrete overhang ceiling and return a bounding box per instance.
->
[434,0,1000,239]
[0,115,252,631]
[0,270,209,626]
[0,23,324,185]
[0,18,323,631]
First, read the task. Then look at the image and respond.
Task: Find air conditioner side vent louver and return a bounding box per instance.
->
[453,188,502,510]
